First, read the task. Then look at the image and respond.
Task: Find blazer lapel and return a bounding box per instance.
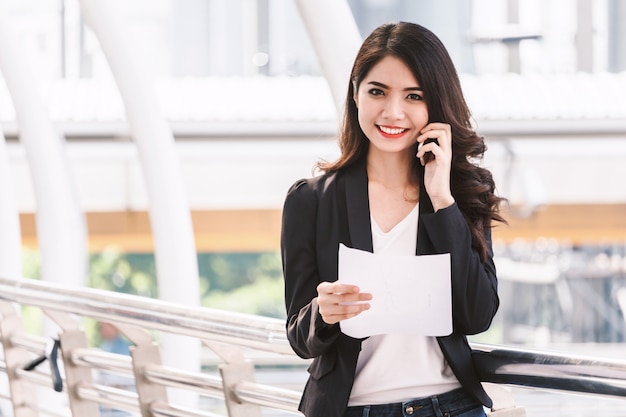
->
[416,163,433,255]
[418,164,434,214]
[343,159,373,253]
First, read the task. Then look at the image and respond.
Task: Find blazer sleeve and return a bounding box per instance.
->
[281,179,341,359]
[420,203,499,335]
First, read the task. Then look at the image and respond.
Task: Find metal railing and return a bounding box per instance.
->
[0,276,625,417]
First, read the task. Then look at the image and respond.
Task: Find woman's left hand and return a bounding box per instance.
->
[416,122,455,211]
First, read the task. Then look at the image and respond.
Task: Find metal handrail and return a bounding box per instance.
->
[472,343,626,397]
[234,381,301,411]
[1,275,625,417]
[0,275,290,354]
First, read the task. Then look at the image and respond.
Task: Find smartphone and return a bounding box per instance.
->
[422,137,438,164]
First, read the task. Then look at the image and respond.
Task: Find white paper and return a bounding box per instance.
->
[337,244,452,338]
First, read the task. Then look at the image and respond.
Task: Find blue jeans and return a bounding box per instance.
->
[344,388,487,417]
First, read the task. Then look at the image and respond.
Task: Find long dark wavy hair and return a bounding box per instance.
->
[318,22,506,262]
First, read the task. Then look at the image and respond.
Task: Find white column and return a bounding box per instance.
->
[0,11,88,288]
[294,0,362,116]
[0,119,22,417]
[0,9,88,414]
[0,134,21,280]
[77,0,200,408]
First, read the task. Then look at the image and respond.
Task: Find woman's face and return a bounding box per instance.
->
[353,55,429,158]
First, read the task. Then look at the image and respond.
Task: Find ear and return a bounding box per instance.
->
[352,83,359,108]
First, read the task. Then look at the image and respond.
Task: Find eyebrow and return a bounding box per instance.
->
[367,81,422,91]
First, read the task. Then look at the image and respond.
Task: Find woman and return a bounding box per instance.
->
[281,22,506,417]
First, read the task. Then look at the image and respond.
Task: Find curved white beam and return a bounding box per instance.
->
[77,0,200,408]
[0,12,87,287]
[294,0,362,116]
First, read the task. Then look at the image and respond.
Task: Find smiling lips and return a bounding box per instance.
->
[377,125,408,138]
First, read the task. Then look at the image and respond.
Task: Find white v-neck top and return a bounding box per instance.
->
[348,203,461,406]
[370,202,420,252]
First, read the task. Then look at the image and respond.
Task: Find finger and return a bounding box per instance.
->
[419,123,450,139]
[319,289,371,309]
[420,125,451,151]
[318,289,370,310]
[417,130,446,144]
[420,122,451,135]
[416,136,438,155]
[337,302,371,313]
[338,291,373,305]
[416,137,439,163]
[338,305,371,320]
[317,282,360,296]
[322,303,371,324]
[417,129,453,162]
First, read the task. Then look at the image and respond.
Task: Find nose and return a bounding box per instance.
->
[382,96,405,120]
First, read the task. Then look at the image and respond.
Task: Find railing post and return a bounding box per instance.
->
[130,342,169,417]
[0,303,38,417]
[484,383,526,417]
[219,361,262,417]
[58,329,100,416]
[489,409,526,417]
[205,341,262,417]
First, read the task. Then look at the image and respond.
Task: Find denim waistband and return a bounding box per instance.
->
[345,388,482,417]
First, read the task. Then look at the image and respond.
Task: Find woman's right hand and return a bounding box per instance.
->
[316,282,372,325]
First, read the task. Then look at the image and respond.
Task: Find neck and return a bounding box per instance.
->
[366,149,415,188]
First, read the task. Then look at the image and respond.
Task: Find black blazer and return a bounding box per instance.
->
[281,158,499,417]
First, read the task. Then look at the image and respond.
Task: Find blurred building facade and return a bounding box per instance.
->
[3,0,626,79]
[1,0,626,345]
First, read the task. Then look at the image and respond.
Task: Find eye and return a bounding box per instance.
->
[368,88,384,96]
[407,93,423,101]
